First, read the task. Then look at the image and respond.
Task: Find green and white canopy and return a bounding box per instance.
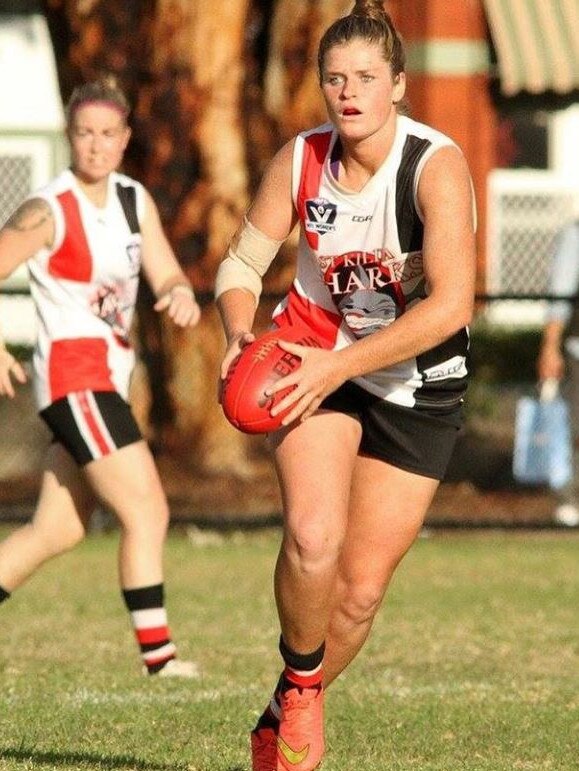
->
[484,0,579,95]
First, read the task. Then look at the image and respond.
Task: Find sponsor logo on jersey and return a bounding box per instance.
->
[423,356,467,381]
[305,198,337,234]
[352,214,372,222]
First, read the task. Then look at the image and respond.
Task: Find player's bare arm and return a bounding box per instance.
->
[246,138,297,239]
[140,191,200,327]
[5,197,52,233]
[0,199,50,396]
[216,139,297,379]
[538,319,566,381]
[0,198,54,280]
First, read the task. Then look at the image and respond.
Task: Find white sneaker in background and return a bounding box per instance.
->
[553,504,579,527]
[144,659,200,678]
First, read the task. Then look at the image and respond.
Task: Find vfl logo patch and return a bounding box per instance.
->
[305,198,337,234]
[277,736,310,765]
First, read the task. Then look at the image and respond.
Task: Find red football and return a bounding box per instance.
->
[222,326,323,434]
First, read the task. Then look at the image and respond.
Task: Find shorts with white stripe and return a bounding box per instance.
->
[40,390,142,466]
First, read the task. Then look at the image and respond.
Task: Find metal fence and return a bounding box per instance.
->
[484,169,578,325]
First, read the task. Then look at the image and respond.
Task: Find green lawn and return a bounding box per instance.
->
[0,525,578,770]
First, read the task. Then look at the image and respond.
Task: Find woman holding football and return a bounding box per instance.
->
[216,2,476,768]
[0,77,200,677]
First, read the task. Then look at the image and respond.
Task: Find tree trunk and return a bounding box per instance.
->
[38,0,357,514]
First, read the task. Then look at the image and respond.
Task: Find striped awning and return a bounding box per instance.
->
[484,0,579,95]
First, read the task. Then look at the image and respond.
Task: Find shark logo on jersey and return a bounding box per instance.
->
[305,198,337,234]
[90,284,130,342]
[126,241,141,276]
[322,251,410,338]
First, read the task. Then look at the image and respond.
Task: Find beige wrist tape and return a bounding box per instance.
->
[214,216,283,303]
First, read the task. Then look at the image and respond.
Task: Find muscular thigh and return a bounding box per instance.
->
[82,440,166,518]
[339,455,439,586]
[33,443,96,536]
[270,410,362,535]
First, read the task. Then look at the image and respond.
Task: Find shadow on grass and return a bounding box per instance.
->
[0,746,247,771]
[0,746,179,770]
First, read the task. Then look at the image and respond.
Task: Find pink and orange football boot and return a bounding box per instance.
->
[276,671,324,771]
[251,705,280,771]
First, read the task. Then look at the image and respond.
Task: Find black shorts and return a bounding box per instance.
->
[320,381,462,480]
[40,390,142,467]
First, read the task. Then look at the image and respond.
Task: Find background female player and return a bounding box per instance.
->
[0,78,201,677]
[216,1,476,768]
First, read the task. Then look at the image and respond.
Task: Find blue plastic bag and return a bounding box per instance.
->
[513,381,572,490]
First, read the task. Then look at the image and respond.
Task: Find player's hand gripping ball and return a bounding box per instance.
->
[222,327,323,434]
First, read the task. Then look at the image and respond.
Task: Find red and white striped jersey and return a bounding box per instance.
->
[273,115,470,411]
[26,169,145,410]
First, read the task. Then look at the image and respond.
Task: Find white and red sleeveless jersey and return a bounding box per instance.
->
[26,169,145,410]
[273,115,470,411]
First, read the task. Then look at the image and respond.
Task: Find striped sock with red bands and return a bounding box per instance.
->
[283,666,323,689]
[122,583,177,674]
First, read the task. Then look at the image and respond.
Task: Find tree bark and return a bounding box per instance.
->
[38,0,359,512]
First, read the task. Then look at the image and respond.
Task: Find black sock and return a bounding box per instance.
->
[279,636,325,672]
[0,585,10,604]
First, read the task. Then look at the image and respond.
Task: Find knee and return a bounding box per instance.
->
[283,513,343,571]
[119,494,170,540]
[33,519,86,558]
[338,581,386,627]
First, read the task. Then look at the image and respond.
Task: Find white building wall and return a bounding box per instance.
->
[0,14,64,131]
[550,105,579,188]
[0,13,66,343]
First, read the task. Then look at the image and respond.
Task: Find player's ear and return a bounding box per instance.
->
[122,126,132,149]
[392,72,406,104]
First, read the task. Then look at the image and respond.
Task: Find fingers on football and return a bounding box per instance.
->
[276,339,304,354]
[270,375,308,417]
[237,332,256,348]
[281,391,320,426]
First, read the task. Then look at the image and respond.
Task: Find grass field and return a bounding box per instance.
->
[0,524,578,771]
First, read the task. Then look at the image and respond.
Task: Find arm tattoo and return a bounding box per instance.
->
[5,198,52,232]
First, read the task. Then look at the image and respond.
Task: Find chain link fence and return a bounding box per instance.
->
[484,169,578,326]
[0,153,33,226]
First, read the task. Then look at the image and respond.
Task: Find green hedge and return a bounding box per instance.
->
[465,322,544,421]
[469,321,542,385]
